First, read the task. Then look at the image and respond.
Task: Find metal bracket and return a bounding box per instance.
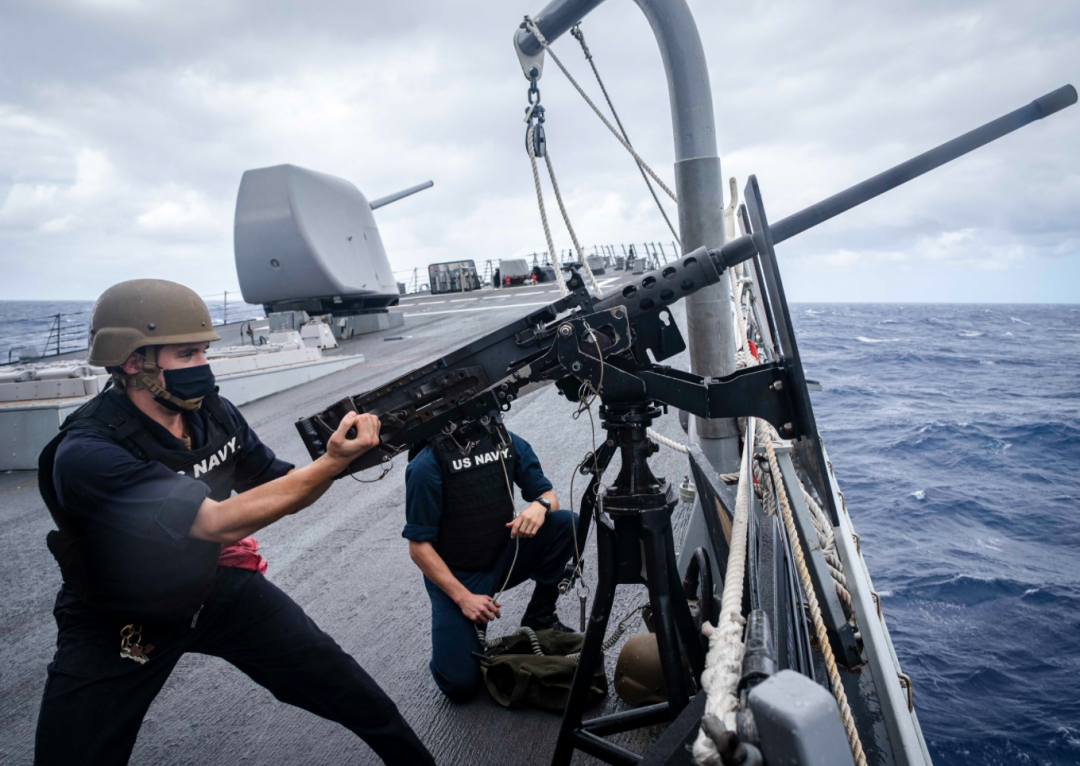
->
[744,176,840,526]
[513,25,545,81]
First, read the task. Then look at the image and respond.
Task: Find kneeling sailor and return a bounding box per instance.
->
[404,415,576,701]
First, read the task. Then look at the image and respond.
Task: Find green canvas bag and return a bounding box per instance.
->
[479,628,608,712]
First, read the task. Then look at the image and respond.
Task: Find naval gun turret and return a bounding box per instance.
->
[234,164,431,336]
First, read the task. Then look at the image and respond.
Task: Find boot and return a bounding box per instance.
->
[521,582,576,633]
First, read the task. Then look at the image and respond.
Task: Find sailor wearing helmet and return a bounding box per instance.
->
[34,279,434,766]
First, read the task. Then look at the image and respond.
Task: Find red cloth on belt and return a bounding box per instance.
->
[218,537,268,574]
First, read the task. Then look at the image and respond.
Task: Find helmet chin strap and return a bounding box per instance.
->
[127,346,205,412]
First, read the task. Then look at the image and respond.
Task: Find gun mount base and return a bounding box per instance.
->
[552,401,708,766]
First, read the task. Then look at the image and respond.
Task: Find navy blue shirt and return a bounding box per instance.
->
[403,432,553,543]
[53,391,294,549]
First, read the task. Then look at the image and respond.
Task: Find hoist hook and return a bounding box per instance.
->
[524,67,546,158]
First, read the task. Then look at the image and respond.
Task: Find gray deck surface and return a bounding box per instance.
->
[0,273,702,765]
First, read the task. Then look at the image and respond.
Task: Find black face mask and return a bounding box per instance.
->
[156,364,217,412]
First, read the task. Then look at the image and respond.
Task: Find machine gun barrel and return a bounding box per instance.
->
[297,85,1075,476]
[710,85,1077,271]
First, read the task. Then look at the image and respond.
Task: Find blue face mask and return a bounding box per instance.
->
[156,364,217,412]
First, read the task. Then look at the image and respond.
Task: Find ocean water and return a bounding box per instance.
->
[0,299,265,363]
[794,303,1080,766]
[1,300,1077,764]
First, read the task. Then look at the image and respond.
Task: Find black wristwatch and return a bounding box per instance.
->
[535,497,552,513]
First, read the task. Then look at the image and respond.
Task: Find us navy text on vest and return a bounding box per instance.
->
[447,447,511,474]
[182,436,239,478]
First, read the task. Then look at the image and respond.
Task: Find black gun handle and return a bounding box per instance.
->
[296,416,326,460]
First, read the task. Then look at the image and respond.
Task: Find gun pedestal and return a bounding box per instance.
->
[552,401,708,766]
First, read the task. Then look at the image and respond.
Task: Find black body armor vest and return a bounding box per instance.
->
[38,388,242,624]
[432,430,517,572]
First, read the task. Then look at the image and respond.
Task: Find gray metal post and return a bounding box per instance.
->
[518,0,739,472]
[633,0,738,471]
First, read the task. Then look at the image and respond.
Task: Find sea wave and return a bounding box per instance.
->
[894,573,1042,605]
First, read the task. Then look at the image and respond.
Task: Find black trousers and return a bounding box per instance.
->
[34,567,434,766]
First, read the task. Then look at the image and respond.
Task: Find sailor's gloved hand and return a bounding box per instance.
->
[458,592,501,625]
[326,412,381,464]
[507,504,547,539]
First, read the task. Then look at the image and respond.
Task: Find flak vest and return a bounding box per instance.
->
[38,388,242,624]
[432,432,517,572]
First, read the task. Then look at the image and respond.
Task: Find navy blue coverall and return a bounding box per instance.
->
[404,433,576,701]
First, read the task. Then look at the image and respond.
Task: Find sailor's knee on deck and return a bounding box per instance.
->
[430,654,483,702]
[545,509,575,534]
[536,509,578,580]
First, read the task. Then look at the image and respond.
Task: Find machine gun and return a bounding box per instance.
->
[296,85,1073,766]
[296,84,1076,511]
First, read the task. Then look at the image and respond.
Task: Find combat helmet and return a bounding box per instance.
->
[88,279,221,410]
[615,632,683,706]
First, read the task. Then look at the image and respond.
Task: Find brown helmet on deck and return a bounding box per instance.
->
[88,279,221,409]
[614,633,668,706]
[614,631,695,707]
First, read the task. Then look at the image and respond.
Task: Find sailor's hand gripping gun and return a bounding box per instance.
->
[296,85,1075,517]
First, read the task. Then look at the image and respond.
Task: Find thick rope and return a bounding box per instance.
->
[525,19,678,204]
[570,24,679,242]
[692,418,755,763]
[526,123,570,298]
[756,420,867,766]
[541,148,602,294]
[647,428,689,454]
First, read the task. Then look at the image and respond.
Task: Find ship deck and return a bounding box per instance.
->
[0,271,706,765]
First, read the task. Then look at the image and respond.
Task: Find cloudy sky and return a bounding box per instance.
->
[1,0,1077,303]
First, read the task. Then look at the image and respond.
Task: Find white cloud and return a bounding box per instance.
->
[0,147,118,230]
[0,0,1077,301]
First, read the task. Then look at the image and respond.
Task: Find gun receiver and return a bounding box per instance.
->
[297,85,1076,503]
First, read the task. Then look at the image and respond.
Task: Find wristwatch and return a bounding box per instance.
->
[535,497,552,513]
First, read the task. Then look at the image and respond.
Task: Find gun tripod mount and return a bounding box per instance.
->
[552,400,708,766]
